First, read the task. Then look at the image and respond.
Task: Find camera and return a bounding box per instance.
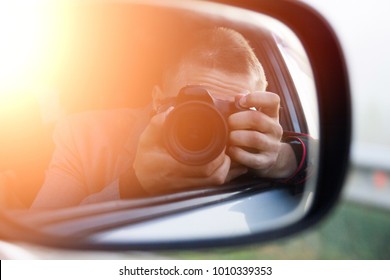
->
[163,85,247,165]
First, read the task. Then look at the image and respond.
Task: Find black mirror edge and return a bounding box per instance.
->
[0,0,351,252]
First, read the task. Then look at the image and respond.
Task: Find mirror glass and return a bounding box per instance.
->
[0,0,319,245]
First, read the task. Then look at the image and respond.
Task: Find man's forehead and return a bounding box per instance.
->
[167,66,259,97]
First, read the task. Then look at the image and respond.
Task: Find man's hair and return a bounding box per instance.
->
[162,27,267,91]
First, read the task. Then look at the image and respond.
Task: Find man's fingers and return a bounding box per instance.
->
[137,108,173,147]
[168,154,232,191]
[229,130,277,152]
[239,92,280,119]
[228,111,283,139]
[228,146,277,171]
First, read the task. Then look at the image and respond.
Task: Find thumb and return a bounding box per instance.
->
[148,106,174,131]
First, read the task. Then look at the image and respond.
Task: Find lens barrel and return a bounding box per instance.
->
[163,100,228,165]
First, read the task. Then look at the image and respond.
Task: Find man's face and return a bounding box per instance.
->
[160,64,260,103]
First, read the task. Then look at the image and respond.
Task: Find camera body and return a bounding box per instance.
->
[163,85,247,165]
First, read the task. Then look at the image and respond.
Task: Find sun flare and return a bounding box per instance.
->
[0,0,53,93]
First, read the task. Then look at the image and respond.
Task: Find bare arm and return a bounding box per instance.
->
[31,119,88,209]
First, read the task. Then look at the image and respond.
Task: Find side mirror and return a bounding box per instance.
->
[0,0,350,250]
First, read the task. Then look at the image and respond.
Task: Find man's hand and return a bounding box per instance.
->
[228,92,297,178]
[133,108,248,195]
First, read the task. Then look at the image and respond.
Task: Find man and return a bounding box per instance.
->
[32,27,307,208]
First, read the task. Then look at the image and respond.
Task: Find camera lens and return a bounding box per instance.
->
[163,101,228,165]
[175,113,214,152]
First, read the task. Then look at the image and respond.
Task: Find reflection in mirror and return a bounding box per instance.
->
[0,0,319,243]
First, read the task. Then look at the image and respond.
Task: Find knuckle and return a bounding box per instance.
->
[276,125,283,137]
[252,158,265,170]
[249,131,264,147]
[267,92,280,105]
[272,93,281,104]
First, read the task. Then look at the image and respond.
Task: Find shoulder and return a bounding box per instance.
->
[52,107,151,146]
[62,108,138,126]
[56,107,146,133]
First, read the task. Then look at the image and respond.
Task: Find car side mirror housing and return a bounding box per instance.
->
[0,0,350,250]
